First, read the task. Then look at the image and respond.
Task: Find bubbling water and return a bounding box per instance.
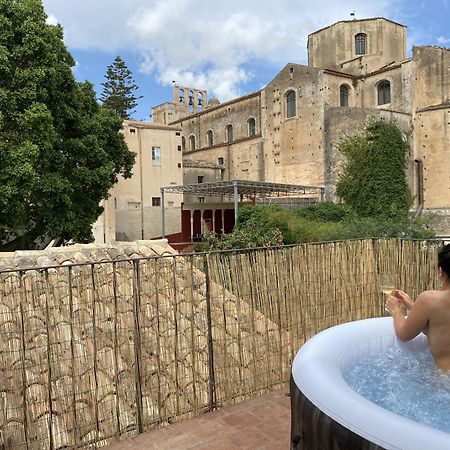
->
[344,345,450,434]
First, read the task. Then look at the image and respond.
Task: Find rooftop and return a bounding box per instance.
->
[161,179,324,198]
[124,120,182,131]
[183,159,225,169]
[308,17,406,37]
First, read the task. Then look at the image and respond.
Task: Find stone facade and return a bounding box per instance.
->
[308,18,407,76]
[93,121,183,243]
[151,17,450,235]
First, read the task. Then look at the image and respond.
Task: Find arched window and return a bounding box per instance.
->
[189,135,196,151]
[207,129,214,147]
[182,136,186,151]
[226,125,233,143]
[198,92,204,111]
[355,33,367,55]
[340,85,349,107]
[248,118,256,136]
[286,90,296,118]
[377,80,391,105]
[188,90,194,112]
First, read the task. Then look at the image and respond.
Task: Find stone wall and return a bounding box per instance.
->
[307,18,407,76]
[262,64,326,187]
[323,107,412,200]
[413,106,450,213]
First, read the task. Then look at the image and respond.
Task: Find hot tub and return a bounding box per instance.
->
[290,317,450,450]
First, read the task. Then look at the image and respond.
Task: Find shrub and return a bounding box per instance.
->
[295,202,355,222]
[320,216,435,241]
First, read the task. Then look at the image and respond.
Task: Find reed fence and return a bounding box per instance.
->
[0,238,443,449]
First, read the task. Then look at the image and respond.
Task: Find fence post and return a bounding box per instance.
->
[89,265,101,443]
[203,255,217,411]
[67,267,79,447]
[112,263,121,437]
[172,257,180,416]
[132,260,144,434]
[18,271,29,450]
[44,270,55,450]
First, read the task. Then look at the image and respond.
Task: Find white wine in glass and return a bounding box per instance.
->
[379,273,396,296]
[380,286,395,295]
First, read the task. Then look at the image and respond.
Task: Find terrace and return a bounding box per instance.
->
[0,238,441,449]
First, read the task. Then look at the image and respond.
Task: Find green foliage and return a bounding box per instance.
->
[319,216,435,241]
[194,113,428,252]
[196,205,345,251]
[0,0,135,248]
[100,56,142,119]
[295,202,355,222]
[195,204,434,252]
[336,119,412,219]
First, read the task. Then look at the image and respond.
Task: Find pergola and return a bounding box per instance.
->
[160,180,324,238]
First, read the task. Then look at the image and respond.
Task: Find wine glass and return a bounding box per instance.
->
[379,272,396,296]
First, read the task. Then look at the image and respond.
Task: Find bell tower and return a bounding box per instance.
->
[173,84,207,115]
[151,84,208,124]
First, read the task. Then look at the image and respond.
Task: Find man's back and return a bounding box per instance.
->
[424,289,450,370]
[386,243,450,370]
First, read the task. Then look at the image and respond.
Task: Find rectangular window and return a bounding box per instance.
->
[198,197,205,203]
[152,197,161,207]
[152,146,161,166]
[198,175,204,184]
[127,201,141,210]
[218,157,224,165]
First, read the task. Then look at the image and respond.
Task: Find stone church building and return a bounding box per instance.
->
[151,16,450,236]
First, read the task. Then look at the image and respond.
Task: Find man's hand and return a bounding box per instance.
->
[385,294,403,316]
[393,289,414,310]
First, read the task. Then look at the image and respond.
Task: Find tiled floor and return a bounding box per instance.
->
[106,388,291,450]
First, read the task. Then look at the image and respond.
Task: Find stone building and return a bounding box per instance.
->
[152,17,450,235]
[93,120,183,243]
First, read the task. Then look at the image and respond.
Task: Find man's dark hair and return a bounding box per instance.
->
[438,244,450,278]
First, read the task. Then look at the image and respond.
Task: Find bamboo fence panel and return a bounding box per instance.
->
[0,238,444,449]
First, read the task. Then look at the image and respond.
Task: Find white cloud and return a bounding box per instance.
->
[72,60,80,73]
[437,36,450,45]
[45,13,58,26]
[43,0,400,101]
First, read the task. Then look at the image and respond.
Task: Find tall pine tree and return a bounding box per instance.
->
[100,56,142,119]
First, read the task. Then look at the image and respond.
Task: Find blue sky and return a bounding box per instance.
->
[42,0,450,121]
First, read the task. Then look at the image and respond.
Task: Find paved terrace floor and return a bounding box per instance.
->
[106,389,291,450]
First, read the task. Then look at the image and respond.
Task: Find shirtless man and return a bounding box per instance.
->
[385,243,450,371]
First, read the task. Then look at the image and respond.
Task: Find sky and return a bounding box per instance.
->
[42,0,450,121]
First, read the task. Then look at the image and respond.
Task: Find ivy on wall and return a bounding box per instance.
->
[336,119,412,220]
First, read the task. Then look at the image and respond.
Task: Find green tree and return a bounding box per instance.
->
[100,56,142,119]
[0,0,135,248]
[336,119,412,219]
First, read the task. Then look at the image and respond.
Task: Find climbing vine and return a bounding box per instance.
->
[336,119,412,219]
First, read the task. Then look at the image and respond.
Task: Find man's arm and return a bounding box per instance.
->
[386,292,430,341]
[393,289,414,310]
